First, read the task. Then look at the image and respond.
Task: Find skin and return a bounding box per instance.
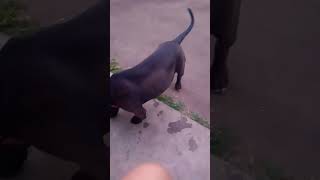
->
[122,163,172,180]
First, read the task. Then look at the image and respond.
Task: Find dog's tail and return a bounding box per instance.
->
[173,8,194,44]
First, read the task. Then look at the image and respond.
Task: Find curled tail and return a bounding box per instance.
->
[173,8,194,44]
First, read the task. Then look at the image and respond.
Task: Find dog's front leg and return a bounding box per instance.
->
[211,38,230,94]
[130,106,146,124]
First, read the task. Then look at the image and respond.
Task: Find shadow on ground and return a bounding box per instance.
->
[212,0,320,179]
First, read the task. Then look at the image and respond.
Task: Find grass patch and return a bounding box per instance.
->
[157,95,210,128]
[188,111,209,128]
[157,94,185,111]
[157,94,210,128]
[0,0,36,35]
[110,58,122,73]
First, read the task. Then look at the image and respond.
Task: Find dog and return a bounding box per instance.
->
[110,8,194,124]
[0,1,108,179]
[211,0,242,94]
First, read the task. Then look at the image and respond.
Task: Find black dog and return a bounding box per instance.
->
[0,1,108,179]
[110,9,194,124]
[211,0,242,94]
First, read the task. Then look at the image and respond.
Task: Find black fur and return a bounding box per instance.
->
[211,0,242,94]
[0,1,108,179]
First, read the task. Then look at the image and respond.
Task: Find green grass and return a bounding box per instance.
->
[157,94,209,128]
[110,58,122,73]
[157,94,211,128]
[0,0,36,35]
[157,94,185,111]
[188,111,209,128]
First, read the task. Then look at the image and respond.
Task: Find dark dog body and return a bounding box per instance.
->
[0,1,108,179]
[110,9,194,124]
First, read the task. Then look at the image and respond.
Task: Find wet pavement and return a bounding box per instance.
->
[110,100,210,180]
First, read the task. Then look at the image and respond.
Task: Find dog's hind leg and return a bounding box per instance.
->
[118,97,147,124]
[211,38,230,94]
[175,52,186,91]
[175,70,184,90]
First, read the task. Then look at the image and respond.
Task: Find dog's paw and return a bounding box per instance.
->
[175,83,182,91]
[130,116,143,124]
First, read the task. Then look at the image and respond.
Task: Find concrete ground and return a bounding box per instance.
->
[110,0,210,120]
[110,100,210,180]
[212,0,320,179]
